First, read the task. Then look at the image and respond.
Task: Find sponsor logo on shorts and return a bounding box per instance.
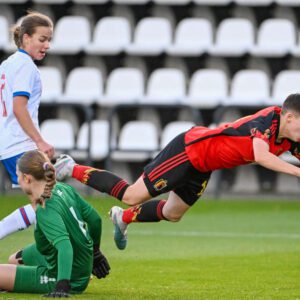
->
[154,179,167,191]
[40,275,56,284]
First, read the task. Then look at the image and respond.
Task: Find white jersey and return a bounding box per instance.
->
[0,49,41,160]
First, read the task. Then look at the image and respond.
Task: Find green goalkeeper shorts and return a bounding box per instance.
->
[13,265,56,293]
[13,265,90,294]
[22,243,47,266]
[14,243,90,294]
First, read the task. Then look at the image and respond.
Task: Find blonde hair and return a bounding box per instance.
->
[12,11,53,48]
[17,150,56,206]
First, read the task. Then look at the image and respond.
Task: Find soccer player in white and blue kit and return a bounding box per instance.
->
[0,11,55,239]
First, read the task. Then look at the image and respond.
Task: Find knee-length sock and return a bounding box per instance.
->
[72,165,129,201]
[122,200,167,223]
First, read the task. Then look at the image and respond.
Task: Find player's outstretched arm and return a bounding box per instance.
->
[253,138,300,177]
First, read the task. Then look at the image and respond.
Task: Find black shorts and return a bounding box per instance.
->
[143,133,211,206]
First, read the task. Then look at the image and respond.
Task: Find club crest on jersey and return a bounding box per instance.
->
[154,179,167,191]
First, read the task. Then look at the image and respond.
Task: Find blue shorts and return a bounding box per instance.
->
[1,153,24,186]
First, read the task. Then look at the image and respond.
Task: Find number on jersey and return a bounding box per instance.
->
[0,73,7,117]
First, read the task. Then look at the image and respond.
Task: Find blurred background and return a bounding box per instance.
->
[1,0,300,197]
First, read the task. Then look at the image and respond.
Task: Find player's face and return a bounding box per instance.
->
[286,113,300,142]
[22,26,52,61]
[16,166,32,195]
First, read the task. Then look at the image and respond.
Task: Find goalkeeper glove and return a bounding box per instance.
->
[43,279,71,298]
[92,246,110,279]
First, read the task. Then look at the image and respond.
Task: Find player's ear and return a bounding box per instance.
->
[22,33,31,47]
[23,173,31,184]
[286,112,294,123]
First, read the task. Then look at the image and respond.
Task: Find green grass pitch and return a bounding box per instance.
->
[0,195,300,299]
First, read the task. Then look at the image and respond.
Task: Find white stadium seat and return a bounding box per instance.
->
[2,13,19,53]
[234,0,273,5]
[275,0,300,5]
[111,121,158,162]
[40,119,74,151]
[0,16,9,51]
[112,0,149,4]
[0,0,27,2]
[141,68,185,104]
[251,19,296,57]
[33,0,68,3]
[85,17,131,55]
[0,4,14,25]
[59,67,103,105]
[269,70,300,105]
[193,0,231,4]
[209,18,254,57]
[100,68,144,106]
[71,121,109,161]
[167,18,213,57]
[161,121,195,149]
[154,0,191,4]
[49,16,91,54]
[39,67,63,103]
[291,32,300,56]
[73,0,108,3]
[126,17,172,56]
[224,70,270,106]
[184,69,228,109]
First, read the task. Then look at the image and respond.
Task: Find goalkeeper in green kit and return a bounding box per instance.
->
[0,150,110,297]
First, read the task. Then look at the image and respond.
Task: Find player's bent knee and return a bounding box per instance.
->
[8,253,17,264]
[167,216,182,222]
[121,194,140,206]
[8,250,23,265]
[163,213,182,222]
[122,187,150,206]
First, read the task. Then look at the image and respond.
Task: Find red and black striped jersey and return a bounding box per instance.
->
[184,106,300,172]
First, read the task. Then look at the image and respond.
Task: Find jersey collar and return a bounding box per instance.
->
[18,49,31,58]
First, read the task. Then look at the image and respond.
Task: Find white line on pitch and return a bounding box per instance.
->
[130,230,300,240]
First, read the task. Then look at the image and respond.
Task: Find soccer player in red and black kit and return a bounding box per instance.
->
[55,93,300,250]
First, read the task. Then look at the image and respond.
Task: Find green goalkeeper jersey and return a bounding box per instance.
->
[34,182,100,284]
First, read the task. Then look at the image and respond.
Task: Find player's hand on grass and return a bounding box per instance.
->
[43,279,71,298]
[92,247,110,279]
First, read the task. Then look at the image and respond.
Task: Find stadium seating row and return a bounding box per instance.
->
[1,0,300,6]
[40,119,194,161]
[38,66,300,109]
[1,16,300,57]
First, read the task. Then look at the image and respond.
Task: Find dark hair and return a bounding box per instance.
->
[281,94,300,115]
[17,150,56,206]
[13,11,53,48]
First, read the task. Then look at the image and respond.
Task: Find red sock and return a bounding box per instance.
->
[72,165,96,184]
[122,205,142,224]
[122,200,167,224]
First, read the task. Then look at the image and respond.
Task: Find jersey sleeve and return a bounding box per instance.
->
[250,127,271,144]
[12,61,36,99]
[75,192,102,247]
[37,207,73,281]
[249,113,275,145]
[55,239,73,281]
